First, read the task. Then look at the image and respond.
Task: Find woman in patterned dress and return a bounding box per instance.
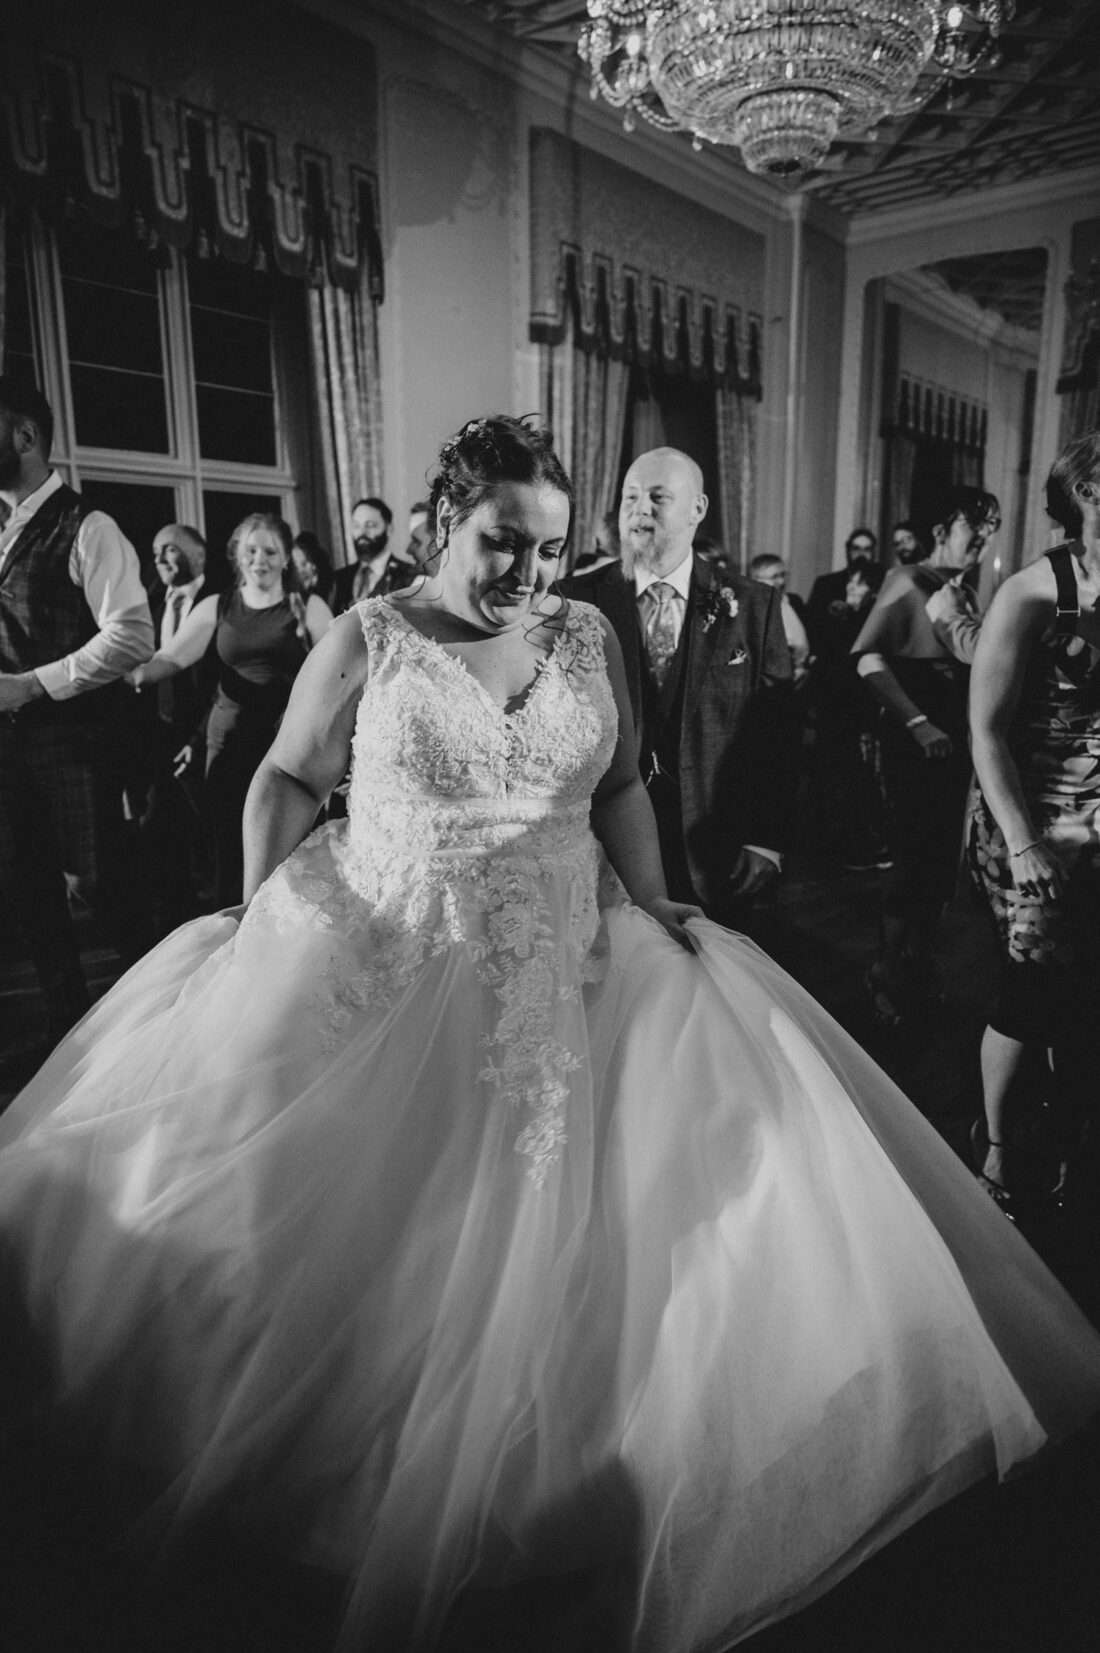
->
[968,431,1100,1216]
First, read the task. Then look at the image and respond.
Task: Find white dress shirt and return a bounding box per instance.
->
[159,574,205,646]
[0,471,154,698]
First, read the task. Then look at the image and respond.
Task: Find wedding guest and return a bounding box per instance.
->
[967,432,1100,1220]
[806,526,878,649]
[891,520,924,566]
[749,553,811,685]
[332,497,414,611]
[129,513,332,905]
[402,500,434,569]
[807,557,891,874]
[291,531,335,607]
[852,485,1000,1026]
[0,375,154,1050]
[568,446,794,930]
[131,524,217,932]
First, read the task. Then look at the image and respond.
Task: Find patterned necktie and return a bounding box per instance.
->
[642,581,682,688]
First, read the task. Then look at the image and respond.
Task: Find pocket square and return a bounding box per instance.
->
[726,649,747,667]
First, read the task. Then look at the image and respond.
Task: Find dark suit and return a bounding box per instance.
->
[806,567,856,652]
[332,555,416,614]
[566,557,794,923]
[131,577,217,930]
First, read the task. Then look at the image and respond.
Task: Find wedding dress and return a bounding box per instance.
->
[2,598,1100,1652]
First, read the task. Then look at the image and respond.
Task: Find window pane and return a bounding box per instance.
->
[191,309,272,391]
[195,385,276,466]
[4,220,39,383]
[69,364,170,453]
[203,490,285,587]
[187,256,277,464]
[77,479,177,585]
[56,217,169,453]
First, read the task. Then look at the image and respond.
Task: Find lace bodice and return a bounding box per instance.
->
[344,598,617,864]
[245,597,620,1184]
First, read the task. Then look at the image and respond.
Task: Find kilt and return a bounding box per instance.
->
[0,715,116,891]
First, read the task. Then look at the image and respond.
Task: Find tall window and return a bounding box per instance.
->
[7,209,306,584]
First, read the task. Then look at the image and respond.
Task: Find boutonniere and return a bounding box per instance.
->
[700,584,740,631]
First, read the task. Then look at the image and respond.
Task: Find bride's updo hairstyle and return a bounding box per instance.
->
[427,415,573,553]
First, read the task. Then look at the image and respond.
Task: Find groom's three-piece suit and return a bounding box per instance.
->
[568,556,795,926]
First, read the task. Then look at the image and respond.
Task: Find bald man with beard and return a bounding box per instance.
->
[565,447,794,929]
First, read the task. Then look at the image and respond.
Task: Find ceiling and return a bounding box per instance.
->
[448,1,1100,219]
[921,246,1050,333]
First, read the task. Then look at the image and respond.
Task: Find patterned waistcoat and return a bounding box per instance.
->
[0,482,117,725]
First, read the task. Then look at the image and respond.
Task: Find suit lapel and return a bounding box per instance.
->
[598,566,644,728]
[682,557,732,729]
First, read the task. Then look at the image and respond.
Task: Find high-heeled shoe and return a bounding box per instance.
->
[969,1118,1016,1222]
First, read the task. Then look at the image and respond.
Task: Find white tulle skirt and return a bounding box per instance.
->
[2,827,1099,1652]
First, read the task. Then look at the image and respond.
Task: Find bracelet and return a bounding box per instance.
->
[905,714,927,729]
[1008,839,1042,858]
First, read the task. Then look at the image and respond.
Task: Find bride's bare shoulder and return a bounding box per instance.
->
[308,607,373,690]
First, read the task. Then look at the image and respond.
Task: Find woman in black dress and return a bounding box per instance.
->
[130,513,332,904]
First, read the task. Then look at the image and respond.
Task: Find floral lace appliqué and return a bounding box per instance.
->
[242,600,618,1184]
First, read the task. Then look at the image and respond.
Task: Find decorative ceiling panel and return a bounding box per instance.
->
[449,0,1100,216]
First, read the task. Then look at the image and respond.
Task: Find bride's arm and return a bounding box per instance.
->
[242,611,369,901]
[589,615,702,945]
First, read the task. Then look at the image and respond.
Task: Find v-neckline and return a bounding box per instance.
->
[386,601,566,720]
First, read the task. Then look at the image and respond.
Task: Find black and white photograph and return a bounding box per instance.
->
[2,3,1099,1649]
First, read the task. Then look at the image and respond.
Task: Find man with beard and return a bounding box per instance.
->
[0,376,154,1058]
[566,447,793,927]
[805,525,878,652]
[332,496,415,611]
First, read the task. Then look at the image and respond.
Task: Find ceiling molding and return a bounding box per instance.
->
[884,269,1041,369]
[435,0,1099,225]
[845,163,1100,249]
[293,0,851,239]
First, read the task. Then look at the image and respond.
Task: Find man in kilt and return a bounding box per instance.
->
[0,377,155,1054]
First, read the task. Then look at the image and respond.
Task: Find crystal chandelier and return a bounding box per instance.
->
[578,3,1015,177]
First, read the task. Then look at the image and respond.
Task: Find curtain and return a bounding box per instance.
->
[883,428,919,538]
[953,445,983,488]
[715,384,757,573]
[307,268,384,568]
[0,203,7,373]
[542,308,629,569]
[632,385,666,457]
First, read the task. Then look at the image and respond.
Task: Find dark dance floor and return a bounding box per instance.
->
[2,868,1099,1652]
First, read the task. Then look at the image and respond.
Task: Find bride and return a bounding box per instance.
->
[2,415,1100,1653]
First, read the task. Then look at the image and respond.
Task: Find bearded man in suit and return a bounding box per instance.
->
[567,447,793,927]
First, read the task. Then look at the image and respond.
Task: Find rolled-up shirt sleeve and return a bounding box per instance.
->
[34,511,155,699]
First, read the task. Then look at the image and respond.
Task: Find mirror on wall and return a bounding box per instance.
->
[862,248,1047,593]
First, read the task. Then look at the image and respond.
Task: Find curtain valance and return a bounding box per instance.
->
[0,0,382,295]
[529,128,764,394]
[889,375,987,453]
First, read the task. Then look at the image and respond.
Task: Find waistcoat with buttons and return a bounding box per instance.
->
[0,483,119,725]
